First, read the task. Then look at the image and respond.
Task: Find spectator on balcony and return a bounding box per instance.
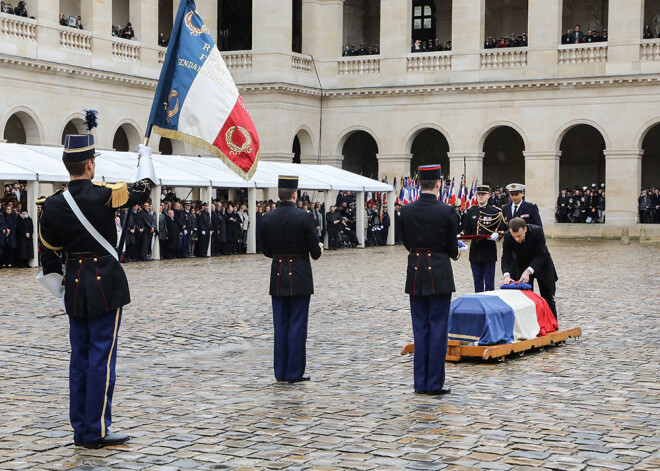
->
[2,2,12,13]
[509,33,519,47]
[74,15,82,30]
[571,25,583,44]
[521,33,528,47]
[342,44,352,56]
[445,41,452,51]
[158,32,168,47]
[13,0,26,17]
[59,12,67,26]
[411,39,423,53]
[112,25,121,37]
[121,22,135,40]
[497,38,507,48]
[644,24,654,39]
[601,29,608,42]
[357,43,368,55]
[562,29,573,44]
[434,39,441,51]
[350,45,356,55]
[371,44,380,55]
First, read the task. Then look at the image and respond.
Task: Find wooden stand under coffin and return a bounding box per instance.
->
[400,327,582,362]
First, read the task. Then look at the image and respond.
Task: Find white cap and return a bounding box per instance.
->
[505,183,525,192]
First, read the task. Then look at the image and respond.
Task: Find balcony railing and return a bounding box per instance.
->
[0,12,36,41]
[641,39,660,61]
[222,52,252,70]
[59,27,91,52]
[407,52,452,72]
[292,54,313,72]
[480,48,528,68]
[338,57,380,75]
[558,44,608,64]
[112,37,140,61]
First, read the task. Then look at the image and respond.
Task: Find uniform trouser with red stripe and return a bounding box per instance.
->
[409,294,451,392]
[271,296,310,381]
[68,308,122,444]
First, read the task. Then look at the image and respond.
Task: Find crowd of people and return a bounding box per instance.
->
[410,39,452,53]
[1,183,34,269]
[561,25,608,44]
[484,33,528,49]
[555,186,606,223]
[1,1,29,17]
[112,22,135,39]
[638,188,660,223]
[342,43,380,56]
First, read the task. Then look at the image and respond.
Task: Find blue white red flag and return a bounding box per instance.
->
[148,0,260,180]
[449,178,456,205]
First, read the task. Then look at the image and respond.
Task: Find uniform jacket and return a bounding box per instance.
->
[461,204,507,263]
[399,193,460,296]
[39,179,152,318]
[260,201,323,297]
[503,200,543,227]
[197,210,211,233]
[501,224,558,291]
[16,215,34,260]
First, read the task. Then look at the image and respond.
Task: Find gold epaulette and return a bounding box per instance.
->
[94,181,129,208]
[36,189,63,205]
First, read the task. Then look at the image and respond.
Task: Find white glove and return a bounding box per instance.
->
[490,232,499,241]
[458,240,468,253]
[456,234,461,238]
[138,144,152,158]
[59,296,66,313]
[201,231,206,235]
[184,230,188,236]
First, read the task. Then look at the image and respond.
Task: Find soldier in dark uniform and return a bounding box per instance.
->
[260,176,323,382]
[196,202,211,257]
[37,120,154,448]
[502,183,543,227]
[556,188,570,223]
[461,185,508,292]
[181,201,195,257]
[394,203,402,244]
[398,165,465,396]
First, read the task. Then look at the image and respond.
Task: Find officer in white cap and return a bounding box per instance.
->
[502,183,542,227]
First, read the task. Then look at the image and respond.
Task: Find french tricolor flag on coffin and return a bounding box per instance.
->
[448,287,558,346]
[148,0,259,180]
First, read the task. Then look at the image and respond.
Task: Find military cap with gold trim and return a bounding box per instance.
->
[62,109,99,162]
[278,175,299,189]
[505,183,525,193]
[476,185,491,194]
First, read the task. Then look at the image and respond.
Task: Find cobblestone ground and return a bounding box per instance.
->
[0,240,659,470]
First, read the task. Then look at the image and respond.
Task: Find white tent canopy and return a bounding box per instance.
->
[0,143,395,264]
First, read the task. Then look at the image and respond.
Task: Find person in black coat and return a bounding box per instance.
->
[461,185,507,292]
[556,189,570,223]
[381,206,391,243]
[225,205,241,255]
[137,202,155,261]
[502,183,542,227]
[260,176,323,382]
[325,206,341,249]
[2,205,17,267]
[163,209,180,259]
[398,164,463,396]
[38,129,154,449]
[125,204,143,262]
[502,218,558,321]
[0,210,5,267]
[195,202,211,257]
[15,207,34,267]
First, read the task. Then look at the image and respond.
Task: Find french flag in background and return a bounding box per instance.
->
[148,0,260,180]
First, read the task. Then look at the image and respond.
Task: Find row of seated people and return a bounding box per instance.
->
[411,39,452,52]
[484,33,528,49]
[342,43,380,56]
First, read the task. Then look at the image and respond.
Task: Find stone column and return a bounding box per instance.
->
[80,0,114,69]
[379,0,411,77]
[526,0,561,73]
[604,150,642,228]
[451,0,485,76]
[302,0,343,78]
[607,0,643,75]
[319,155,343,169]
[261,152,295,163]
[377,154,412,182]
[196,2,218,44]
[524,151,560,225]
[448,152,483,184]
[253,0,292,52]
[129,0,159,71]
[34,0,60,57]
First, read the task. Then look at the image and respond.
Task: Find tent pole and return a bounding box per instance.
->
[152,184,162,260]
[387,190,395,246]
[29,179,39,268]
[357,191,366,248]
[247,187,257,254]
[207,185,213,257]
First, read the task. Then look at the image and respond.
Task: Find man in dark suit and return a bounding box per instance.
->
[556,188,570,223]
[562,29,573,45]
[196,202,211,257]
[502,183,543,227]
[461,185,507,292]
[38,126,154,449]
[260,176,324,383]
[399,164,464,396]
[501,218,558,321]
[572,24,583,44]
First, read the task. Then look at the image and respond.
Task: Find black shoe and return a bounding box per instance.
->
[414,390,427,394]
[426,387,451,396]
[287,376,311,383]
[83,431,130,449]
[73,439,82,446]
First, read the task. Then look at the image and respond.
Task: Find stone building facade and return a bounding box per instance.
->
[1,0,660,237]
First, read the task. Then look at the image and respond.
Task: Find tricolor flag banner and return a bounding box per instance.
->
[148,0,259,180]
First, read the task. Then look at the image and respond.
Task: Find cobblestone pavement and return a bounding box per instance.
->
[1,240,659,470]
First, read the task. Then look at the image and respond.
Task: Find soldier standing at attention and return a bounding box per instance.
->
[461,185,507,292]
[38,111,155,448]
[260,176,323,383]
[399,165,465,396]
[502,183,543,227]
